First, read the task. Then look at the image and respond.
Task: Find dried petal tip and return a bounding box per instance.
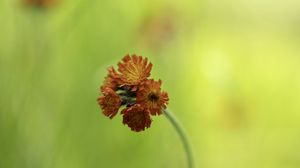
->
[100,67,120,92]
[98,88,121,119]
[118,54,152,86]
[122,104,152,132]
[137,79,169,115]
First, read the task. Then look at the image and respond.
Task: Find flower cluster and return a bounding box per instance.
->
[98,54,169,132]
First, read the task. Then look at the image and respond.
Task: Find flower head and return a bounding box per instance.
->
[137,79,169,115]
[118,54,152,88]
[97,88,121,119]
[122,104,152,132]
[97,54,168,132]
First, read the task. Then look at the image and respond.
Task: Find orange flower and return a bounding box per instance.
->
[100,67,120,92]
[137,79,169,115]
[98,88,121,119]
[121,104,152,132]
[98,54,168,132]
[118,54,152,89]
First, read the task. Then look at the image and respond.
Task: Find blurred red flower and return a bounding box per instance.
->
[23,0,58,8]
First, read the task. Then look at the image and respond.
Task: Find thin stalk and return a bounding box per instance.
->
[163,109,194,168]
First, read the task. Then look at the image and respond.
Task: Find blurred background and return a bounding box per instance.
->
[1,0,300,167]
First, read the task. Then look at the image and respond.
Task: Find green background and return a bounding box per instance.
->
[1,0,300,167]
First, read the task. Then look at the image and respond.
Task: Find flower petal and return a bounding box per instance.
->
[122,104,152,132]
[117,54,152,86]
[137,79,169,115]
[98,88,121,119]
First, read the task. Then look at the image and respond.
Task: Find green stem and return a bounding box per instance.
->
[163,109,195,168]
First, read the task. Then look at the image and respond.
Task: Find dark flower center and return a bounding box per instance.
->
[117,89,136,106]
[148,92,159,102]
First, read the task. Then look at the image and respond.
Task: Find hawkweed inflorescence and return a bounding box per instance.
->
[97,54,194,168]
[98,54,169,132]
